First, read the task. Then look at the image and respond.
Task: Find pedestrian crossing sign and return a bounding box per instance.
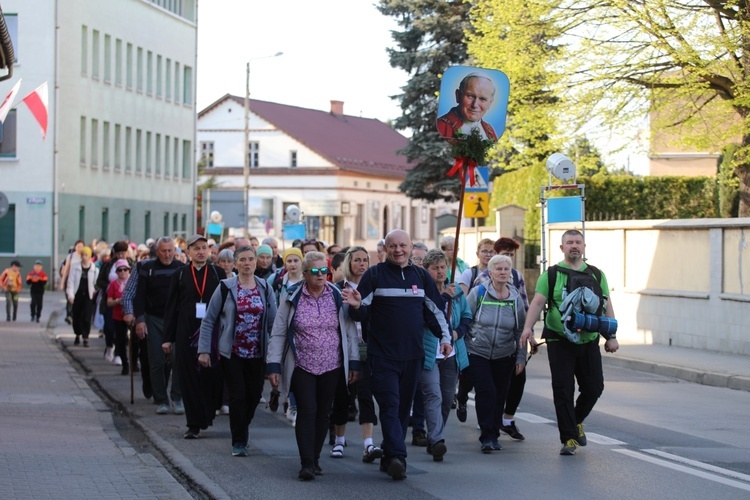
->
[463,193,489,218]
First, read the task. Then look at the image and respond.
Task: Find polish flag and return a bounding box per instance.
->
[22,82,48,140]
[0,79,21,125]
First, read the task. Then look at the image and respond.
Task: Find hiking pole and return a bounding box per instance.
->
[526,339,547,364]
[128,323,135,404]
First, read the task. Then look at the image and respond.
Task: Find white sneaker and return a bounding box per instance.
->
[221,405,230,415]
[104,347,115,363]
[286,406,297,422]
[113,356,122,366]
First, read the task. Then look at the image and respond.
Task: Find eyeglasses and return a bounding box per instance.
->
[304,267,329,275]
[411,257,423,263]
[116,268,130,273]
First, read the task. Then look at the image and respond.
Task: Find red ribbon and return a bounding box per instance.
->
[447,157,477,186]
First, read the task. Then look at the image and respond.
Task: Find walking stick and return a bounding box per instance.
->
[128,323,135,404]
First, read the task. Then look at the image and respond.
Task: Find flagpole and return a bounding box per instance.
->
[446,167,467,320]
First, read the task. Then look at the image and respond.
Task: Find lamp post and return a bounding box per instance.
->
[243,51,283,236]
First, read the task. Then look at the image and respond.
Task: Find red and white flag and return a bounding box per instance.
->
[0,78,21,124]
[22,82,48,140]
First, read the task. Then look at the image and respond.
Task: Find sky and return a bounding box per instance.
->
[195,0,648,175]
[196,0,405,122]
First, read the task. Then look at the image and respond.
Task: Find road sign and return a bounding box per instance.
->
[463,192,489,218]
[465,166,490,192]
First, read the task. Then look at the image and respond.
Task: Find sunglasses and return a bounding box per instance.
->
[116,268,130,272]
[305,267,329,275]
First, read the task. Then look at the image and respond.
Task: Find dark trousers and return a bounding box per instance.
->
[145,315,179,405]
[505,368,526,415]
[547,338,604,443]
[137,337,151,398]
[71,291,94,338]
[411,385,425,432]
[103,306,115,348]
[5,291,18,320]
[220,355,265,446]
[176,337,220,430]
[456,370,473,406]
[369,355,422,461]
[355,354,377,425]
[30,291,44,319]
[467,353,515,443]
[330,372,352,427]
[114,320,129,365]
[291,366,342,467]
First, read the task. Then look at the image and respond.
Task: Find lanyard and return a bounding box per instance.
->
[190,265,208,302]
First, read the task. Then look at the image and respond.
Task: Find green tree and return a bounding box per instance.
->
[566,137,607,177]
[550,0,750,216]
[467,0,566,239]
[378,0,470,202]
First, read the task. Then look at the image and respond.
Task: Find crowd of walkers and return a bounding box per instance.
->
[54,228,615,480]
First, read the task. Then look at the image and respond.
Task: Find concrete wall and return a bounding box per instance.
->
[546,219,750,355]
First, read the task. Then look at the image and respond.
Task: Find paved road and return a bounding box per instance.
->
[3,290,750,498]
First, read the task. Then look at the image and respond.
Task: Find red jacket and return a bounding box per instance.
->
[437,107,498,141]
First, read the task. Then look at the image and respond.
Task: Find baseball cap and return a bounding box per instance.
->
[34,260,43,265]
[186,234,208,248]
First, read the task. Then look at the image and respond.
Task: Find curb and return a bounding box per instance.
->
[602,355,750,393]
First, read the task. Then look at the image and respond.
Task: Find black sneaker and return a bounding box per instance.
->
[560,439,577,455]
[73,336,80,346]
[298,466,315,481]
[490,439,502,451]
[427,440,447,462]
[411,430,428,446]
[183,427,200,439]
[387,457,407,480]
[576,423,587,446]
[362,444,383,463]
[481,439,494,454]
[379,457,390,472]
[456,403,467,423]
[500,421,525,441]
[313,462,323,476]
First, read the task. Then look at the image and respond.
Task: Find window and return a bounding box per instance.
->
[200,141,214,167]
[0,204,15,253]
[164,134,171,177]
[355,203,364,240]
[146,131,152,174]
[136,47,143,92]
[91,119,99,167]
[79,206,86,241]
[81,26,88,75]
[144,211,151,240]
[172,213,178,235]
[135,129,142,172]
[124,209,131,239]
[173,137,179,178]
[182,139,191,178]
[249,142,259,168]
[183,65,193,104]
[146,51,153,94]
[125,126,132,171]
[115,39,122,85]
[0,110,17,158]
[290,150,297,168]
[156,55,163,97]
[155,133,162,176]
[114,124,121,169]
[101,207,109,242]
[5,14,17,63]
[102,121,110,168]
[103,35,111,82]
[92,30,100,79]
[126,43,133,88]
[174,62,180,103]
[165,58,172,100]
[79,116,86,165]
[181,213,187,233]
[163,212,169,235]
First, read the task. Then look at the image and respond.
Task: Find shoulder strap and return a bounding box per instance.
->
[471,266,478,286]
[546,265,559,315]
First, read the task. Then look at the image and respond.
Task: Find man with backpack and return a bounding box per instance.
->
[520,229,619,456]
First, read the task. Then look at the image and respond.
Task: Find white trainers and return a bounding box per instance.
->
[220,405,230,415]
[104,347,115,363]
[113,356,122,366]
[286,406,297,422]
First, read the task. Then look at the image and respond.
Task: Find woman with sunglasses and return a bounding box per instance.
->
[267,251,360,481]
[106,259,132,375]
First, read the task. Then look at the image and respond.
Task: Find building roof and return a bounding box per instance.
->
[199,94,411,179]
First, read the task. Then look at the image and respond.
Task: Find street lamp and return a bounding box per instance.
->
[243,51,283,236]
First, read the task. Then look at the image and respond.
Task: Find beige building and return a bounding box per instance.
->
[197,95,455,248]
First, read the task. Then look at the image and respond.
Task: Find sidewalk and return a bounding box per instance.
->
[0,291,192,499]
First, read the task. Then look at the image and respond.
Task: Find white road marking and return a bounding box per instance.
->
[515,412,555,424]
[642,449,750,483]
[586,432,626,446]
[614,449,750,492]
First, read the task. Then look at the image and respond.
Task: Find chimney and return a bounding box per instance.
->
[330,100,344,115]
